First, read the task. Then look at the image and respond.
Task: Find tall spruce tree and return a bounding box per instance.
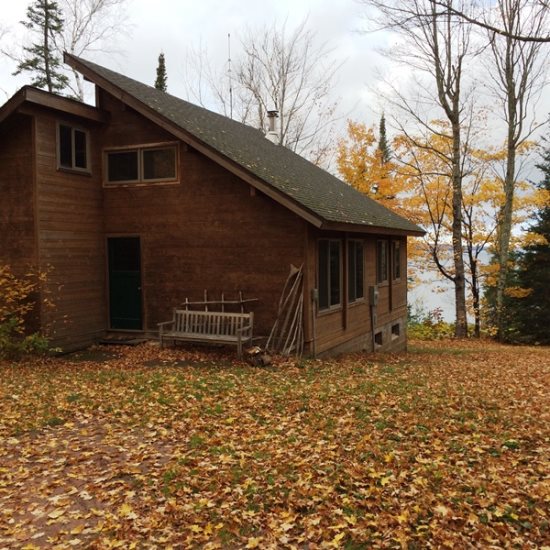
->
[14,0,68,93]
[155,52,167,92]
[506,144,550,343]
[378,114,391,164]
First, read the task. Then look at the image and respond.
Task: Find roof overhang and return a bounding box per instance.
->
[321,220,425,237]
[0,86,108,126]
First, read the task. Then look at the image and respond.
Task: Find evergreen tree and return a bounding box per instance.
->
[378,114,391,164]
[14,0,68,94]
[154,52,167,92]
[507,144,550,343]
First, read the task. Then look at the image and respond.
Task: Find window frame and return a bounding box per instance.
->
[103,142,179,186]
[376,239,389,285]
[392,240,402,281]
[317,238,342,313]
[57,122,90,173]
[347,239,365,304]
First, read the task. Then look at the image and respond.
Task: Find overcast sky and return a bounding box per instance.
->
[0,0,393,129]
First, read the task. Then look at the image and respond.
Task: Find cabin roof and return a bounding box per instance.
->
[37,54,425,235]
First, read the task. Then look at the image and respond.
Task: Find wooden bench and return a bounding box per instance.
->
[158,309,254,357]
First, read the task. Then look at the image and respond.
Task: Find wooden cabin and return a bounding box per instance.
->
[0,54,423,356]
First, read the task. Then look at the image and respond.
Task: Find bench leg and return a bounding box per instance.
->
[237,335,243,359]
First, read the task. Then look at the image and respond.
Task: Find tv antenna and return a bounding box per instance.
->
[227,33,233,120]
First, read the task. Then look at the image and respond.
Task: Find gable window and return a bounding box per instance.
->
[318,239,341,311]
[377,240,389,284]
[392,240,402,280]
[348,240,364,303]
[105,144,177,184]
[58,124,89,171]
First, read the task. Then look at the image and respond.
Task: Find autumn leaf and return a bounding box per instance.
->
[245,537,263,548]
[434,504,450,517]
[47,508,66,520]
[0,339,548,548]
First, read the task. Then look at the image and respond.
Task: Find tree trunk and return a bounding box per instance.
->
[495,33,518,342]
[44,5,52,93]
[471,262,480,338]
[496,138,516,341]
[451,119,468,338]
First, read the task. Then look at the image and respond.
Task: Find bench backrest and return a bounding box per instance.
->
[173,309,253,336]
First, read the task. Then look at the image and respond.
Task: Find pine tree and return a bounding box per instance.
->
[14,0,68,94]
[506,144,550,343]
[378,114,391,165]
[154,52,167,92]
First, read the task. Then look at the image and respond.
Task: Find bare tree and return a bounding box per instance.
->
[363,0,475,337]
[485,0,549,340]
[432,0,550,42]
[55,0,129,99]
[182,19,341,166]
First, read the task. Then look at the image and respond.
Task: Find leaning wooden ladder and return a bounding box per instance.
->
[266,264,304,357]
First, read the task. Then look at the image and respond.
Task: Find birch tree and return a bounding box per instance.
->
[485,0,549,340]
[362,0,475,337]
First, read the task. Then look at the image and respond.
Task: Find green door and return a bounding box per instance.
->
[108,237,142,330]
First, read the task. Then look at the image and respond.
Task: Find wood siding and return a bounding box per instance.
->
[0,114,39,332]
[99,91,306,337]
[307,229,408,355]
[0,115,36,269]
[33,108,106,350]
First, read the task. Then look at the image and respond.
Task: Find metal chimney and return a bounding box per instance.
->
[266,110,279,143]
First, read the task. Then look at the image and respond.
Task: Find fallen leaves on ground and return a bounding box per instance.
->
[0,340,548,548]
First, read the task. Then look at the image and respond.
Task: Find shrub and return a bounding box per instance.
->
[0,265,53,360]
[408,305,454,340]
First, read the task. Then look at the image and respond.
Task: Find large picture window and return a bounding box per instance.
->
[58,124,89,171]
[377,240,389,284]
[105,144,177,184]
[348,240,364,303]
[318,239,341,311]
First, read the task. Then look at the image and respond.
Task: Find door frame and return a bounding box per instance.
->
[105,234,145,331]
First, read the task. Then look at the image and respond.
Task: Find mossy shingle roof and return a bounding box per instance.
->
[67,55,423,235]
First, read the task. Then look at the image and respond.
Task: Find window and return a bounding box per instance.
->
[391,323,400,339]
[105,144,177,184]
[348,240,364,303]
[376,240,389,283]
[392,240,402,280]
[318,239,341,311]
[374,331,383,346]
[58,124,89,171]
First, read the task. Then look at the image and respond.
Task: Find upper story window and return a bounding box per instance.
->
[105,143,178,184]
[318,239,341,311]
[377,239,389,284]
[392,240,402,280]
[58,124,89,172]
[348,240,364,303]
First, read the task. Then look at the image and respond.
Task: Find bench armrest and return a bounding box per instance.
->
[158,320,175,328]
[236,322,253,337]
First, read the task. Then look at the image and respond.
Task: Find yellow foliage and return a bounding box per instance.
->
[0,265,39,333]
[336,120,414,219]
[504,286,533,299]
[520,231,548,248]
